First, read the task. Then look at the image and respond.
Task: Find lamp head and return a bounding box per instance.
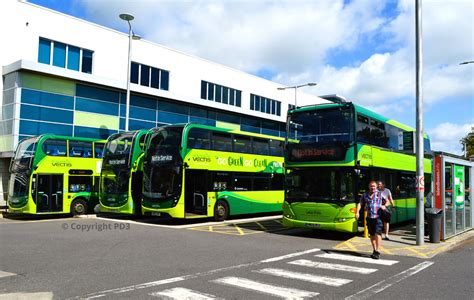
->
[119,13,134,21]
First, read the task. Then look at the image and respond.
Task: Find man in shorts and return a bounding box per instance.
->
[356,181,387,259]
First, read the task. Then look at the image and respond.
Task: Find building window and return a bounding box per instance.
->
[131,62,139,84]
[250,94,281,116]
[67,46,80,71]
[38,38,93,74]
[82,50,93,74]
[130,61,169,91]
[38,38,51,64]
[201,81,241,107]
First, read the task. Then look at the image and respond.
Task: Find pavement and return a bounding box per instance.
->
[334,223,474,258]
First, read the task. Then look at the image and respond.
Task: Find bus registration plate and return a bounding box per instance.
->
[305,223,320,228]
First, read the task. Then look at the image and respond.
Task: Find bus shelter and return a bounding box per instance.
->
[432,152,473,240]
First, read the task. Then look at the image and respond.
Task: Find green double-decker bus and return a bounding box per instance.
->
[142,123,285,220]
[283,99,432,232]
[8,134,105,215]
[99,129,148,215]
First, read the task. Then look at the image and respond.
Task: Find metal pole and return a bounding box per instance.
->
[415,0,424,245]
[124,22,132,132]
[294,87,297,108]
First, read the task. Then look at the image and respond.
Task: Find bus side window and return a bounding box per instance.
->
[94,143,104,158]
[43,139,67,156]
[69,141,92,158]
[271,174,284,190]
[212,132,232,152]
[269,140,284,156]
[253,174,271,191]
[252,138,269,155]
[234,174,252,191]
[188,128,211,150]
[69,176,92,192]
[233,135,251,154]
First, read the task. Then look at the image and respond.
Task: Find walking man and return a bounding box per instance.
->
[356,181,387,259]
[378,181,395,240]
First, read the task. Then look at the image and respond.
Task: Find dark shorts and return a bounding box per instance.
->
[380,208,392,223]
[367,217,383,236]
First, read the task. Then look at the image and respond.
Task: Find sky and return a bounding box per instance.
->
[28,0,474,155]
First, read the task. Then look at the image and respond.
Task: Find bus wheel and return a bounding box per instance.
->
[214,200,229,221]
[71,199,88,216]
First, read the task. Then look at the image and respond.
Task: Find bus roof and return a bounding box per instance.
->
[22,134,106,144]
[106,129,148,141]
[150,123,286,141]
[289,102,428,138]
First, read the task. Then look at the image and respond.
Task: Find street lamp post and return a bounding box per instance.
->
[415,0,424,245]
[277,82,317,107]
[120,13,141,132]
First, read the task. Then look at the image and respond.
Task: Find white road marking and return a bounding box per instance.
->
[260,248,320,263]
[345,261,434,300]
[70,248,322,299]
[75,276,193,299]
[315,253,399,266]
[0,292,53,299]
[256,268,352,286]
[0,271,17,278]
[150,287,217,299]
[95,215,282,229]
[212,276,319,299]
[289,259,378,274]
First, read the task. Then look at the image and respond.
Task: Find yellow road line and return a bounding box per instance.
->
[405,247,428,258]
[233,223,245,235]
[378,246,393,255]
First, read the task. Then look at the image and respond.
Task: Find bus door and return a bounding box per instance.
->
[184,170,208,215]
[36,174,63,212]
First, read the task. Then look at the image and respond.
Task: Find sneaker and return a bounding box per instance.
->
[384,236,390,241]
[371,251,380,259]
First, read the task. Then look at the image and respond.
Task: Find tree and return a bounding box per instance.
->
[460,127,474,158]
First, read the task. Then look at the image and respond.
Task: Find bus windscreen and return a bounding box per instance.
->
[289,107,353,143]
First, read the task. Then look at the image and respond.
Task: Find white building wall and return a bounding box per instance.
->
[1,0,326,119]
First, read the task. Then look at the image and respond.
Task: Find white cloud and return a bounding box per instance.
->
[80,0,387,73]
[75,0,473,153]
[427,122,473,154]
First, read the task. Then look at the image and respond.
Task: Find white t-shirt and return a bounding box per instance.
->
[380,188,392,204]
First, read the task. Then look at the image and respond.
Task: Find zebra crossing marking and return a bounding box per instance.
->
[288,259,378,274]
[256,268,352,287]
[0,292,53,299]
[213,276,319,299]
[345,261,434,300]
[150,287,217,299]
[315,253,399,266]
[72,248,408,299]
[0,271,16,279]
[260,248,320,263]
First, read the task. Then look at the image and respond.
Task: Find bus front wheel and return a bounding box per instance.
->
[71,199,88,216]
[214,200,229,221]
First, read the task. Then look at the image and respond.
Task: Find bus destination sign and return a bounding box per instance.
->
[289,144,346,162]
